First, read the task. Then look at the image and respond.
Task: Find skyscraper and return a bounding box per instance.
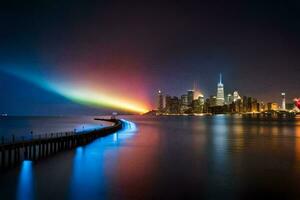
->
[209,95,217,107]
[281,92,286,110]
[197,95,205,113]
[180,94,189,112]
[227,94,233,104]
[198,94,205,106]
[157,90,164,112]
[233,91,241,102]
[187,90,194,106]
[216,74,225,106]
[242,96,248,112]
[165,95,172,113]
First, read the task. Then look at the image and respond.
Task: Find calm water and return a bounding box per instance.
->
[1,115,300,200]
[0,116,110,138]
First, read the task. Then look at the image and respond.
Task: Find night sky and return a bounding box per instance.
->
[0,1,300,115]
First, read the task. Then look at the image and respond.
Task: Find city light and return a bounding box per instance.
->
[295,98,300,109]
[156,73,299,116]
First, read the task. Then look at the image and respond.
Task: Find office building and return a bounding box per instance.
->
[187,90,194,106]
[281,93,286,110]
[227,94,233,104]
[170,96,180,114]
[165,95,172,113]
[267,102,279,111]
[233,91,241,102]
[209,95,217,107]
[180,94,189,113]
[198,95,205,106]
[216,74,225,106]
[157,90,164,112]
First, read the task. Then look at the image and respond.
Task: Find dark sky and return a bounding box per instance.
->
[0,0,300,115]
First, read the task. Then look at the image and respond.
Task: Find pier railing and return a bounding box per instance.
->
[0,118,123,170]
[1,131,76,145]
[0,127,107,145]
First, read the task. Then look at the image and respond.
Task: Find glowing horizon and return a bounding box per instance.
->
[2,67,149,114]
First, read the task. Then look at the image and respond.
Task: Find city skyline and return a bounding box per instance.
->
[155,72,299,115]
[156,73,294,111]
[1,1,300,115]
[156,79,298,107]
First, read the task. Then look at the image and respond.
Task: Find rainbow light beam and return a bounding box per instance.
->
[2,67,149,114]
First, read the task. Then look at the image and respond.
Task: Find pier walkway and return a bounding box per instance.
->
[0,118,123,170]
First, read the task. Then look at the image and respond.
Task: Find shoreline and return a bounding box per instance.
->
[153,112,298,121]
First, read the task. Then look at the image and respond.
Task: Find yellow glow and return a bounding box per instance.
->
[62,89,149,114]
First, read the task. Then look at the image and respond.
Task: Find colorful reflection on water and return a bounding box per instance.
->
[69,120,137,200]
[1,116,300,199]
[17,161,34,200]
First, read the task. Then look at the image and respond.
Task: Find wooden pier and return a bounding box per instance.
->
[0,119,123,170]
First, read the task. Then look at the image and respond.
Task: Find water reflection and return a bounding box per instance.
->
[230,118,245,153]
[294,122,300,162]
[211,115,228,160]
[69,120,137,200]
[204,116,232,197]
[0,116,106,138]
[2,116,300,199]
[17,161,34,200]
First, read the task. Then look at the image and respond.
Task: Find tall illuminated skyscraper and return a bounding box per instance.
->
[281,92,286,110]
[157,90,164,112]
[216,73,225,106]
